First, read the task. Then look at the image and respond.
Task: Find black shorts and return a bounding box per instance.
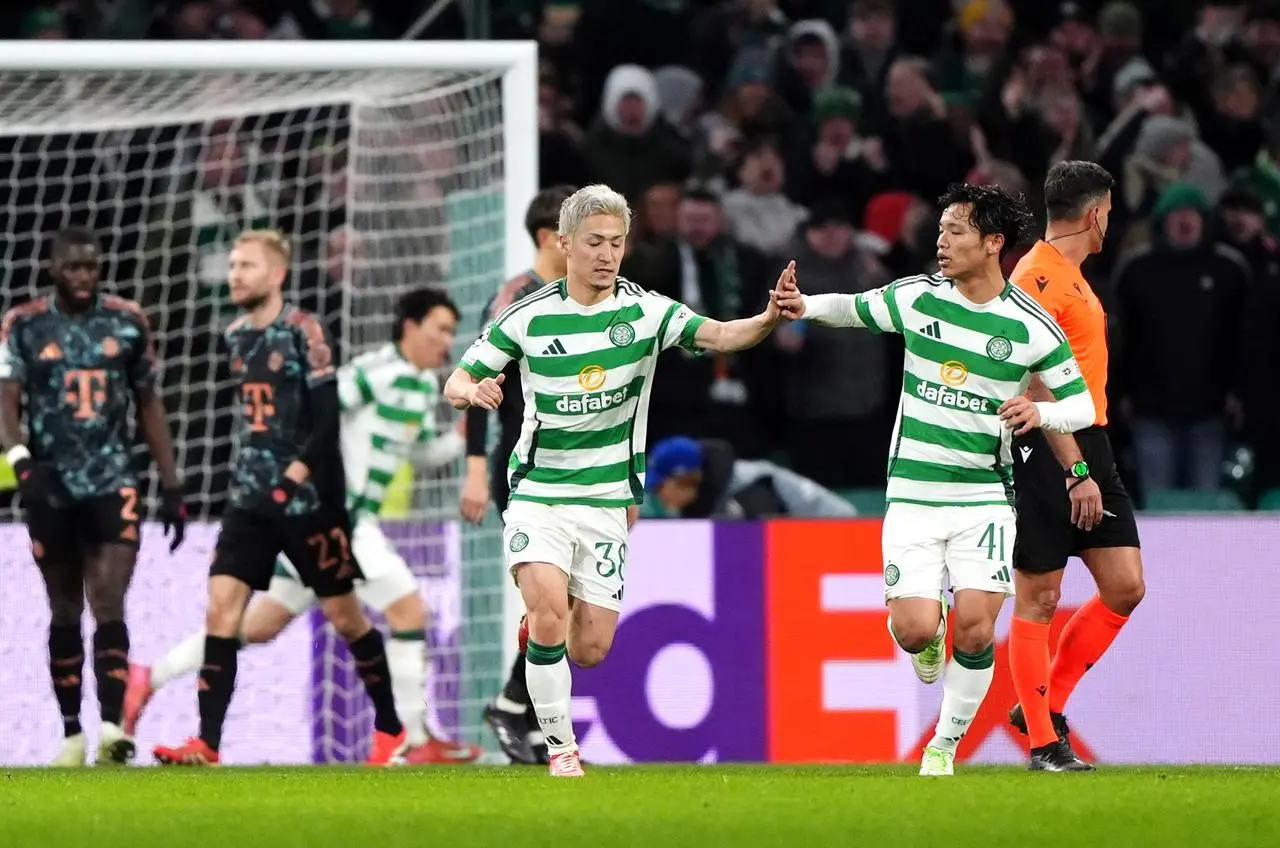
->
[1013,425,1141,575]
[26,487,142,564]
[210,508,362,597]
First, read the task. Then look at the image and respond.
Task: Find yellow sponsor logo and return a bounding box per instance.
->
[939,360,968,387]
[578,365,606,391]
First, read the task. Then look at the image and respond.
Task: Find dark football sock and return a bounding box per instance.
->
[93,620,130,727]
[348,627,405,737]
[197,635,240,752]
[49,623,84,738]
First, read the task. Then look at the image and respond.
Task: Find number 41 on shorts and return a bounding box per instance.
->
[978,522,1007,562]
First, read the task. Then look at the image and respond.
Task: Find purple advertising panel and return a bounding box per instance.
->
[570,521,767,763]
[0,521,460,766]
[0,524,313,765]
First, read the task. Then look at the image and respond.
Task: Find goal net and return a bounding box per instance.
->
[0,42,535,765]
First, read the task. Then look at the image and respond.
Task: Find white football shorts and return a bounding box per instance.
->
[880,502,1016,602]
[502,500,629,612]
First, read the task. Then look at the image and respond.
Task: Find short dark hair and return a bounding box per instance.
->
[525,185,577,243]
[393,287,460,342]
[1043,161,1115,221]
[937,183,1036,259]
[52,227,99,259]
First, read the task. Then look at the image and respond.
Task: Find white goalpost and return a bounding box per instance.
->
[0,41,535,764]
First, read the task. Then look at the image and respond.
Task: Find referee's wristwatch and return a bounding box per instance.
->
[1064,460,1090,481]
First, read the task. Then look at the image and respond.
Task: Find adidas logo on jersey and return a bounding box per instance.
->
[541,339,567,356]
[918,321,942,338]
[990,565,1011,583]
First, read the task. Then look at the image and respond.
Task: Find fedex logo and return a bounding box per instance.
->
[764,520,1095,763]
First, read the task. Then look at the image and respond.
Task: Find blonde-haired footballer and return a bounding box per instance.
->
[445,184,796,777]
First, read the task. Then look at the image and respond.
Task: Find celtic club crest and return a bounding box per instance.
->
[608,323,636,347]
[986,336,1012,361]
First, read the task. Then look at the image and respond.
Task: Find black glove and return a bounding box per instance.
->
[12,454,62,508]
[265,476,300,515]
[160,486,187,553]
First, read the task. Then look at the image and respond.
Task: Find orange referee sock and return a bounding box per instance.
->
[1009,616,1058,748]
[1049,594,1128,713]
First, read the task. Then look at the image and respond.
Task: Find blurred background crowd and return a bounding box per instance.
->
[3,0,1280,515]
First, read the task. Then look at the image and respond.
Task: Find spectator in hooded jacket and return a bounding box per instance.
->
[645,436,856,519]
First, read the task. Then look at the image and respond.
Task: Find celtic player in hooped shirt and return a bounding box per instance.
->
[775,184,1096,777]
[444,184,794,778]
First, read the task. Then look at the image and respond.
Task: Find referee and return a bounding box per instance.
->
[1006,161,1146,772]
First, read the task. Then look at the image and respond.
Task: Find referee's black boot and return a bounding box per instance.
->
[1029,740,1095,772]
[1009,704,1073,744]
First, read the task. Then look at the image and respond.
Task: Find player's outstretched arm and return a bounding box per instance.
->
[777,275,901,333]
[693,261,796,353]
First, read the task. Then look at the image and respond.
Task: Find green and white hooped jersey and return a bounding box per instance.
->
[338,343,445,519]
[459,278,707,507]
[817,274,1087,507]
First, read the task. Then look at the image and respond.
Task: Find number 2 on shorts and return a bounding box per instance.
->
[118,487,139,522]
[978,522,1006,562]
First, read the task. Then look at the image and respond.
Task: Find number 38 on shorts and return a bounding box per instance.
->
[880,503,1016,602]
[502,501,630,612]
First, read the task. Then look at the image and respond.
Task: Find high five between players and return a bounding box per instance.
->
[446,184,794,777]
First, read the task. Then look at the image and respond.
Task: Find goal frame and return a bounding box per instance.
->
[0,39,537,678]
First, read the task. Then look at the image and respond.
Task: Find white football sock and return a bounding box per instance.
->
[386,634,429,746]
[150,630,208,689]
[928,645,996,752]
[525,642,575,754]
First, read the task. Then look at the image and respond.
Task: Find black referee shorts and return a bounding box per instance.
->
[1012,425,1141,575]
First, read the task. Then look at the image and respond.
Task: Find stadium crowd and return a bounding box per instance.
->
[2,0,1279,512]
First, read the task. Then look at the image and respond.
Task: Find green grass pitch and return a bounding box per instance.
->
[1,765,1276,847]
